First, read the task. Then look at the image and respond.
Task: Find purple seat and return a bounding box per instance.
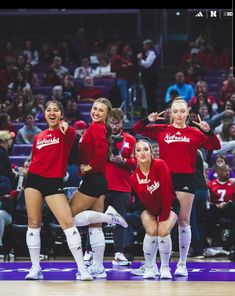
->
[74,79,84,88]
[94,78,115,88]
[12,123,24,132]
[77,102,93,112]
[9,156,27,167]
[33,64,50,74]
[12,144,32,156]
[81,112,90,123]
[31,86,53,97]
[206,69,228,77]
[204,77,223,85]
[36,122,47,130]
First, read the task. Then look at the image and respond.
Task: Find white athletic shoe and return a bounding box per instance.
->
[76,267,93,281]
[105,206,128,228]
[130,262,159,276]
[112,252,131,266]
[174,262,188,277]
[159,266,172,279]
[25,267,44,280]
[88,263,107,279]
[84,251,93,266]
[143,265,156,279]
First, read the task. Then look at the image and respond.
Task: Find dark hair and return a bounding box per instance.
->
[45,100,64,114]
[109,108,124,121]
[0,113,9,130]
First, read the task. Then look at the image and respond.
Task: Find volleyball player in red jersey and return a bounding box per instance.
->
[70,98,128,279]
[132,97,221,276]
[130,139,180,279]
[24,100,93,281]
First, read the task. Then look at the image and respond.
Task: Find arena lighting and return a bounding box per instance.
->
[176,11,181,16]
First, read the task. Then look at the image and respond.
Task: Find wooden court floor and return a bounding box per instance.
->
[0,281,234,296]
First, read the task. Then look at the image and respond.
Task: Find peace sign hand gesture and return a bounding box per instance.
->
[192,115,210,133]
[147,111,166,122]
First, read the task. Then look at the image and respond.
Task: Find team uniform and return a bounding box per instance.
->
[25,126,76,196]
[105,130,136,264]
[132,120,221,193]
[130,158,179,279]
[130,158,179,221]
[78,121,108,197]
[207,179,235,246]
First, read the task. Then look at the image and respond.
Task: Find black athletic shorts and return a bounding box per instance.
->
[78,173,108,198]
[25,172,65,198]
[139,197,181,217]
[171,173,195,194]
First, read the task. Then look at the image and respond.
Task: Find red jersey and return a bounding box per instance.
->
[132,121,221,174]
[78,121,108,174]
[130,159,176,221]
[208,179,235,204]
[29,126,76,178]
[105,131,136,192]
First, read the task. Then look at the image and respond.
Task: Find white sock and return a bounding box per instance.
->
[26,227,41,269]
[89,227,105,268]
[158,235,172,268]
[178,225,191,264]
[64,226,86,271]
[143,234,158,267]
[73,211,114,226]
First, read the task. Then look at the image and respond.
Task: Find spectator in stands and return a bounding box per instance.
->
[110,42,134,121]
[181,52,205,83]
[220,77,235,109]
[137,39,159,113]
[77,75,103,102]
[188,81,218,114]
[74,58,94,79]
[165,71,195,104]
[23,100,93,281]
[0,113,16,134]
[132,97,221,277]
[214,99,235,135]
[23,40,39,67]
[93,54,115,78]
[129,139,179,279]
[213,121,235,155]
[0,130,18,259]
[51,85,66,107]
[6,93,28,122]
[23,62,39,87]
[62,74,78,101]
[190,92,213,116]
[206,164,235,247]
[0,130,17,195]
[43,68,62,86]
[70,98,128,279]
[50,56,69,80]
[0,41,17,64]
[15,113,41,144]
[64,98,88,125]
[207,154,235,181]
[0,60,17,98]
[15,54,26,74]
[30,94,46,122]
[8,71,31,96]
[38,42,53,65]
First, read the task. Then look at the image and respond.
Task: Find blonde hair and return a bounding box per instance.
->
[170,97,189,124]
[134,139,154,159]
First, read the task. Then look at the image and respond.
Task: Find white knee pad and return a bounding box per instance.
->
[26,227,41,249]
